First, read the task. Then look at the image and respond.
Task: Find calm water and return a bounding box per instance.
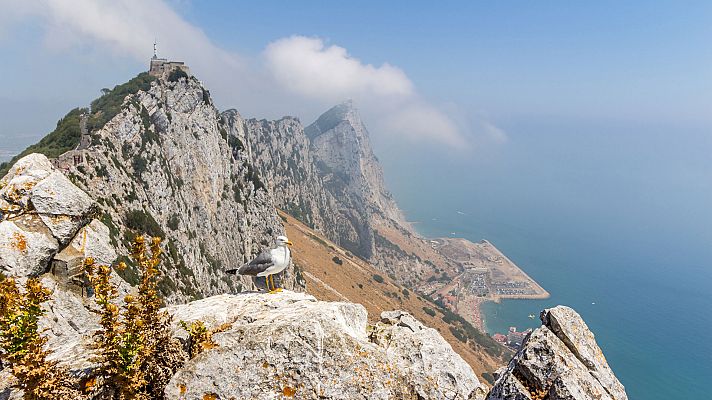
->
[380,117,712,399]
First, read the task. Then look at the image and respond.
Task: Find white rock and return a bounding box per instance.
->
[0,153,53,183]
[58,219,117,266]
[486,306,628,400]
[30,171,95,244]
[38,275,100,374]
[0,216,58,277]
[371,310,486,400]
[0,153,54,214]
[542,306,628,400]
[165,291,483,400]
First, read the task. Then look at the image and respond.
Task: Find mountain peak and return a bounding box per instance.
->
[304,100,359,139]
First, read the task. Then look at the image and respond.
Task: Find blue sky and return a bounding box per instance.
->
[189,1,712,119]
[0,1,710,159]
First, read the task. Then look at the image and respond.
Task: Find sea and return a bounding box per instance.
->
[380,116,712,399]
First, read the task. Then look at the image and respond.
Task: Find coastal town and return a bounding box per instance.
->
[492,327,534,350]
[425,238,549,331]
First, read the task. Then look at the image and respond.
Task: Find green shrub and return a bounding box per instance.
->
[1,73,156,177]
[124,209,164,238]
[168,214,180,231]
[246,165,265,192]
[228,135,244,152]
[101,213,120,248]
[423,307,437,317]
[132,155,147,174]
[96,164,109,178]
[168,68,188,83]
[332,256,343,265]
[449,326,467,343]
[372,274,384,284]
[88,72,156,132]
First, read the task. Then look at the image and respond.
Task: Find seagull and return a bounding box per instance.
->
[227,235,293,293]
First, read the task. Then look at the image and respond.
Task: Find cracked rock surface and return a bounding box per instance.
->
[486,306,627,400]
[165,291,485,400]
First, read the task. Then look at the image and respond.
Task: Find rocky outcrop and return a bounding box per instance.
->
[486,306,627,400]
[165,292,485,400]
[371,310,487,400]
[0,153,123,386]
[31,171,96,245]
[56,75,301,302]
[0,154,104,278]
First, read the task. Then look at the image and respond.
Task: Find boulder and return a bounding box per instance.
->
[165,292,485,400]
[0,154,101,278]
[31,171,96,244]
[371,310,486,400]
[38,275,101,374]
[541,307,627,399]
[0,154,54,217]
[486,306,627,400]
[53,219,117,273]
[0,216,58,277]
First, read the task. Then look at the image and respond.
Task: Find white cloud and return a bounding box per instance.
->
[38,0,228,63]
[264,36,414,100]
[482,121,508,144]
[0,0,500,149]
[264,35,472,148]
[0,0,245,100]
[380,102,467,148]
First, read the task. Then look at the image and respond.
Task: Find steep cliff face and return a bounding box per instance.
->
[305,101,405,226]
[245,101,410,260]
[40,74,299,302]
[245,102,458,288]
[304,101,407,258]
[227,111,346,246]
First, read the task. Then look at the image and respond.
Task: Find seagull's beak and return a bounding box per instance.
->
[286,240,293,246]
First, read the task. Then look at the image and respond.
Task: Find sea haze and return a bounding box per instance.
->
[379,116,712,400]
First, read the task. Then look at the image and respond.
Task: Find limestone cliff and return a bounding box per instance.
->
[224,111,347,248]
[305,101,408,255]
[243,102,409,257]
[36,73,299,302]
[239,101,407,259]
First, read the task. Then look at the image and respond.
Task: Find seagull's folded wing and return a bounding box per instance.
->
[233,250,274,276]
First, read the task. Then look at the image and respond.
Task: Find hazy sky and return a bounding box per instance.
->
[0,0,710,160]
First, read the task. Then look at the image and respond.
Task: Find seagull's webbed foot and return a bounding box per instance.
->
[267,275,282,294]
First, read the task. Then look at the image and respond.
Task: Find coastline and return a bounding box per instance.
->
[402,218,548,335]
